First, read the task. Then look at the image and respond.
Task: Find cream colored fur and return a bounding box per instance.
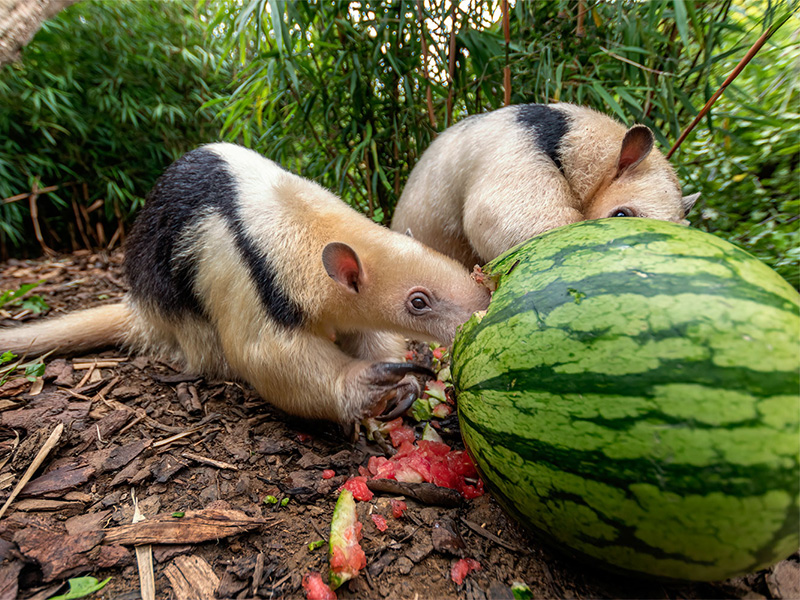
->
[0,303,133,356]
[0,144,489,424]
[392,103,695,267]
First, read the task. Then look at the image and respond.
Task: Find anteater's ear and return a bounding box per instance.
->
[616,124,654,177]
[322,242,364,294]
[681,192,700,215]
[404,228,414,238]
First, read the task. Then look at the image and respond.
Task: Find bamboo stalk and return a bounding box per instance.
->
[667,15,791,159]
[446,3,457,125]
[576,0,586,37]
[502,0,511,106]
[416,1,436,127]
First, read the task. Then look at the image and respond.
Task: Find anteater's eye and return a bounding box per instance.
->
[407,289,432,315]
[610,207,635,218]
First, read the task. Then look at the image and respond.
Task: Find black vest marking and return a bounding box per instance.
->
[515,104,570,174]
[124,147,305,328]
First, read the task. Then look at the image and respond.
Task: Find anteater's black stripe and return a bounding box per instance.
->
[515,104,570,173]
[124,147,304,328]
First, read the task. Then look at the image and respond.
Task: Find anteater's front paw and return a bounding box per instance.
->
[353,362,434,422]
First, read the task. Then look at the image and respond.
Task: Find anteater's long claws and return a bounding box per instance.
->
[372,362,435,382]
[379,389,419,421]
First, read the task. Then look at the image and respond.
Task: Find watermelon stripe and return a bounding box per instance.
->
[463,359,798,401]
[459,411,798,497]
[478,271,797,332]
[490,220,766,274]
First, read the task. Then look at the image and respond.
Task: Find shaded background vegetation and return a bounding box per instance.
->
[0,0,797,285]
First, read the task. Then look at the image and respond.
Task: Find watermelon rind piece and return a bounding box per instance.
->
[453,218,800,582]
[328,488,365,589]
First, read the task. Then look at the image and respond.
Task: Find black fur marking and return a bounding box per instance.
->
[515,104,570,173]
[124,147,305,328]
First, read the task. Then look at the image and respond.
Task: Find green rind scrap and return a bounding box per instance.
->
[329,488,359,590]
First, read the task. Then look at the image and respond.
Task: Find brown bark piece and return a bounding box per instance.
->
[153,544,192,564]
[109,456,143,487]
[13,528,129,581]
[767,560,800,599]
[2,395,90,431]
[73,409,132,452]
[103,508,270,546]
[65,510,112,536]
[20,461,95,497]
[431,518,467,557]
[88,438,151,474]
[164,555,220,600]
[13,499,84,514]
[0,560,23,600]
[152,454,188,483]
[0,512,62,541]
[0,378,30,397]
[43,358,72,384]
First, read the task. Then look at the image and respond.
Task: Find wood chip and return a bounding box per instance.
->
[20,461,95,497]
[0,400,20,412]
[767,560,800,599]
[153,428,201,449]
[0,423,63,520]
[73,409,132,452]
[181,452,238,471]
[164,555,219,600]
[65,510,112,536]
[460,517,527,553]
[13,499,84,513]
[0,561,23,600]
[251,552,265,597]
[133,491,156,600]
[72,360,125,368]
[13,528,130,582]
[103,508,270,546]
[29,378,44,396]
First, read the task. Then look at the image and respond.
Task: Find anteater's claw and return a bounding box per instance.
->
[378,388,418,421]
[372,362,436,382]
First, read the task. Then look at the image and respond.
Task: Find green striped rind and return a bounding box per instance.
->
[453,218,800,581]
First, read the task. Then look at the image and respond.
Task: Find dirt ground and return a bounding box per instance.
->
[0,251,797,600]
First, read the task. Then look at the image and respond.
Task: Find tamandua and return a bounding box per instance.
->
[391,103,700,267]
[0,143,490,424]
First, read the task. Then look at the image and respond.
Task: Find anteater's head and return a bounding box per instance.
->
[584,125,699,225]
[322,231,490,346]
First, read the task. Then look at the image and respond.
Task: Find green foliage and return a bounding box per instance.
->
[207,0,797,282]
[0,0,795,284]
[0,281,48,314]
[48,576,112,600]
[677,6,799,287]
[0,351,46,385]
[0,0,231,254]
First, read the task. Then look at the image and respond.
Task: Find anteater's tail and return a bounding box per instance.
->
[0,302,133,357]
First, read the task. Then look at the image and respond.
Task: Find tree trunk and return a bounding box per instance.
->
[0,0,80,68]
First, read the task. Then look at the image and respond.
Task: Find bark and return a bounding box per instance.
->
[0,0,81,68]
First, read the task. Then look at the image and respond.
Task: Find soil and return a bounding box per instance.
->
[0,251,797,600]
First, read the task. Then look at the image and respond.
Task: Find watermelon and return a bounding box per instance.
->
[452,218,799,581]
